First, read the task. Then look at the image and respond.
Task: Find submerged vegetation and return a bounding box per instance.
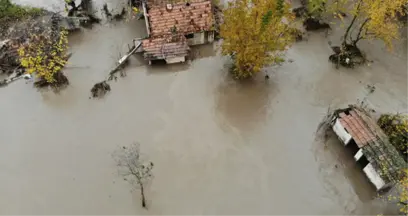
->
[18,29,69,85]
[378,114,408,160]
[329,0,407,68]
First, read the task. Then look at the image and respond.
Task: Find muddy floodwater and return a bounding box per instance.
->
[1,0,407,214]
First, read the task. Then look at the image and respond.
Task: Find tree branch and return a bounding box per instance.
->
[342,0,362,46]
[353,18,370,46]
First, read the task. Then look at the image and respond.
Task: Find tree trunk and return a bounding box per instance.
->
[342,0,362,46]
[343,14,357,46]
[140,183,147,209]
[352,18,369,46]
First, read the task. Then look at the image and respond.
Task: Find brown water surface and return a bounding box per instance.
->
[1,0,407,214]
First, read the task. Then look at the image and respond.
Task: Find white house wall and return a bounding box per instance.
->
[187,32,206,45]
[333,118,352,145]
[207,31,214,43]
[165,56,186,64]
[354,149,363,161]
[363,163,386,190]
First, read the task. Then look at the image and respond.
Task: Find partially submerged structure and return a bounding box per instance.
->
[331,106,406,191]
[140,0,215,64]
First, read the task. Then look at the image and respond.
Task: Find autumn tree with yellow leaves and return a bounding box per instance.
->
[338,0,407,49]
[18,27,69,88]
[220,0,294,79]
[396,169,408,214]
[328,0,407,68]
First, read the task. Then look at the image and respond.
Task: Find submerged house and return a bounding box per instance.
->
[331,106,406,191]
[140,0,215,64]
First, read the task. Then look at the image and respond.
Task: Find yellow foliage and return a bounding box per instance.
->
[378,114,408,155]
[18,30,68,83]
[371,114,407,214]
[220,0,294,79]
[336,0,407,49]
[387,169,408,214]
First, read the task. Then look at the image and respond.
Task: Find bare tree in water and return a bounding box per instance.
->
[114,143,154,209]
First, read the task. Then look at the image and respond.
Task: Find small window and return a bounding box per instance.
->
[185,33,194,39]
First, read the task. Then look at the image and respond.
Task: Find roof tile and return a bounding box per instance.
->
[147,0,213,36]
[142,34,189,60]
[338,108,382,148]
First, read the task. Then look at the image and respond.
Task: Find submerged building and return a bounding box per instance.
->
[331,106,406,191]
[140,0,215,64]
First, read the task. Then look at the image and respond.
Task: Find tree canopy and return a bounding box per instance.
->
[220,0,294,79]
[338,0,407,49]
[378,114,408,159]
[18,29,69,84]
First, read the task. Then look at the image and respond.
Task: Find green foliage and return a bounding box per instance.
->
[261,10,273,30]
[397,169,408,214]
[276,0,284,16]
[307,0,327,17]
[378,114,408,159]
[0,0,43,21]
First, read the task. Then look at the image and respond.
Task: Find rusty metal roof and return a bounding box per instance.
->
[146,0,213,36]
[339,110,377,148]
[142,34,189,60]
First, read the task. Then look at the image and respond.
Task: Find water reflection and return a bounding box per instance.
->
[189,44,217,60]
[314,130,377,204]
[145,43,217,74]
[215,74,275,133]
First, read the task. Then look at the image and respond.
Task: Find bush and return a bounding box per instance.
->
[378,114,408,160]
[0,0,43,21]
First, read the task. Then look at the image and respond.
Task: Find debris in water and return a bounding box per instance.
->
[113,8,127,21]
[366,84,376,93]
[303,18,331,31]
[90,41,141,99]
[91,81,111,98]
[293,6,307,18]
[102,4,113,19]
[329,44,365,69]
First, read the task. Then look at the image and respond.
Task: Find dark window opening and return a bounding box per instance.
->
[346,139,359,155]
[185,33,194,39]
[150,59,167,65]
[186,2,190,6]
[356,155,369,169]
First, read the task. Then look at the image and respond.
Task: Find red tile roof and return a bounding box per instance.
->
[146,0,213,36]
[142,34,189,60]
[338,109,378,148]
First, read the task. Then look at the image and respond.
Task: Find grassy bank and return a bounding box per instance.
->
[0,0,44,24]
